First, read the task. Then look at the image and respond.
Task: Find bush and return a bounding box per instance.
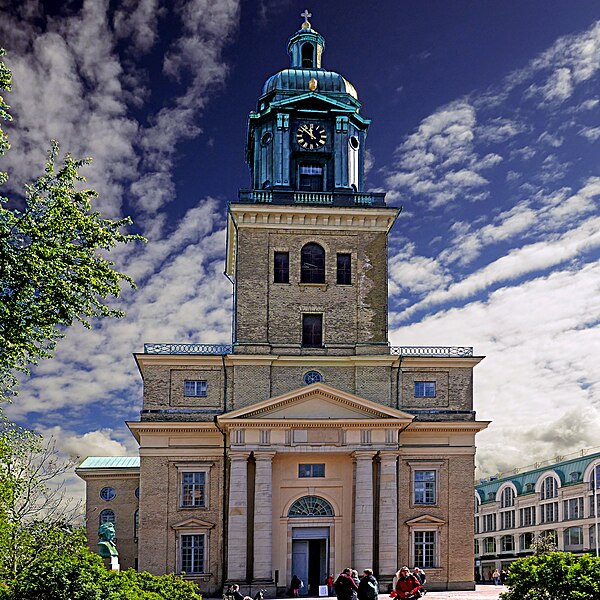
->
[500,552,600,600]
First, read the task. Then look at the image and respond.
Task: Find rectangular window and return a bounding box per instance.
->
[520,532,534,551]
[564,527,583,547]
[591,494,600,516]
[414,381,436,398]
[181,472,206,508]
[184,380,208,397]
[501,535,515,552]
[563,497,584,520]
[485,537,496,553]
[483,514,496,532]
[299,163,324,191]
[474,516,480,534]
[414,531,435,568]
[298,463,325,478]
[500,510,515,530]
[181,534,205,574]
[336,253,351,285]
[274,252,289,283]
[519,506,536,527]
[302,314,323,347]
[414,470,436,505]
[541,502,558,524]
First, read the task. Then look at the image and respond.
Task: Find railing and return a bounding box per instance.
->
[390,346,474,357]
[237,189,387,207]
[144,343,233,355]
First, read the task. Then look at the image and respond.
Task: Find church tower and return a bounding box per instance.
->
[78,13,488,597]
[227,12,398,356]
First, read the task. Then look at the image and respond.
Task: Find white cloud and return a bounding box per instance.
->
[579,125,600,141]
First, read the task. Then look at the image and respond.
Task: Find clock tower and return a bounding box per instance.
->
[228,13,398,355]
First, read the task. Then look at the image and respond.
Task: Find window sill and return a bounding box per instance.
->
[298,282,328,289]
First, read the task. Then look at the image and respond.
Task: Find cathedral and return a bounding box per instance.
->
[77,13,488,595]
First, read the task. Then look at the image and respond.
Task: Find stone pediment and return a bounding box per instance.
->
[171,517,215,530]
[218,383,414,424]
[405,514,446,526]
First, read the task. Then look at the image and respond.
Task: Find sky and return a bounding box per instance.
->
[1,0,600,502]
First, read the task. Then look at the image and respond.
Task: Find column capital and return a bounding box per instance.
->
[378,450,399,461]
[352,450,377,460]
[254,451,277,461]
[229,451,251,462]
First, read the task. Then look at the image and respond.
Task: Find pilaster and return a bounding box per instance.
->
[353,450,376,567]
[378,451,399,578]
[227,452,250,580]
[253,452,276,581]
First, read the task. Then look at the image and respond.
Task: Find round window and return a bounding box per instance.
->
[135,487,140,499]
[100,487,116,501]
[303,371,323,385]
[349,135,360,150]
[261,131,273,146]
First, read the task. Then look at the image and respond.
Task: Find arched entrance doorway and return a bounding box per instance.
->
[289,496,334,596]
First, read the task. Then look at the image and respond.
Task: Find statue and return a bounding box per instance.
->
[98,522,120,570]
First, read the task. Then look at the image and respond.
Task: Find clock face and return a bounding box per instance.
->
[296,123,327,150]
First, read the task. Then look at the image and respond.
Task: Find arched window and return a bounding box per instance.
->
[134,509,139,539]
[302,42,314,68]
[540,476,558,499]
[288,495,334,517]
[501,487,515,508]
[100,509,115,526]
[301,243,325,283]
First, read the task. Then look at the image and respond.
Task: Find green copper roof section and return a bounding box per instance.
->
[476,450,600,503]
[263,69,358,101]
[78,456,140,469]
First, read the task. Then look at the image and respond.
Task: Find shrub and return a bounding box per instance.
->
[500,552,600,600]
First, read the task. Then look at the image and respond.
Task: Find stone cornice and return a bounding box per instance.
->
[75,468,139,479]
[228,204,399,233]
[403,421,490,434]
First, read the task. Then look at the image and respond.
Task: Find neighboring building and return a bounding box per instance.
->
[474,451,600,579]
[77,14,488,595]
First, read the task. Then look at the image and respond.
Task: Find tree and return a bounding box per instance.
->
[0,49,143,397]
[500,552,600,600]
[0,410,80,578]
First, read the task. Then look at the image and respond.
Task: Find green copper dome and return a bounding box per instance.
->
[262,68,358,100]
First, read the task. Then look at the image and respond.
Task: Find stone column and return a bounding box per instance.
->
[227,452,250,581]
[253,452,276,581]
[353,451,376,567]
[378,451,399,578]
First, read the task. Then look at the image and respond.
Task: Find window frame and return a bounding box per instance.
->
[336,253,352,285]
[484,536,496,554]
[300,243,326,283]
[564,526,583,548]
[414,381,436,398]
[412,530,437,569]
[500,510,515,530]
[500,534,515,553]
[179,532,207,575]
[540,501,558,524]
[519,506,536,527]
[563,497,584,520]
[184,380,208,398]
[413,469,437,505]
[298,463,325,478]
[274,251,290,284]
[176,462,212,510]
[302,313,323,347]
[100,486,116,501]
[99,509,116,526]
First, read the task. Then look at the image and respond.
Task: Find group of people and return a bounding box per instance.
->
[475,568,507,585]
[330,566,426,600]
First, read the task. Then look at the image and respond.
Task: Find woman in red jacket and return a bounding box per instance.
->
[394,567,422,600]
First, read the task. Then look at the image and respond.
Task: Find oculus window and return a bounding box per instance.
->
[100,487,116,501]
[414,381,436,398]
[274,252,289,283]
[301,243,325,283]
[184,380,208,397]
[298,464,325,478]
[336,253,351,285]
[303,370,323,385]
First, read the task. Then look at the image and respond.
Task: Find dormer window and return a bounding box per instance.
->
[302,42,314,68]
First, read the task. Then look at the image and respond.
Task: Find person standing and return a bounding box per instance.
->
[492,569,501,585]
[412,568,426,588]
[334,568,359,600]
[289,575,302,597]
[327,574,335,596]
[394,567,422,600]
[357,569,379,600]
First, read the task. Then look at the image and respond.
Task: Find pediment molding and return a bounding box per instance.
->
[406,514,446,526]
[171,517,215,531]
[218,383,414,426]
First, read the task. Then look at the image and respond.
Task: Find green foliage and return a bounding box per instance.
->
[0,50,144,397]
[0,48,11,184]
[500,551,600,600]
[0,527,203,600]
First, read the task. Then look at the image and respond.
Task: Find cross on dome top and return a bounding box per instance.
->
[301,9,312,29]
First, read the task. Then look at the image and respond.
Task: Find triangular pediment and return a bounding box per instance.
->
[406,514,446,526]
[218,383,414,424]
[171,517,215,530]
[270,92,358,113]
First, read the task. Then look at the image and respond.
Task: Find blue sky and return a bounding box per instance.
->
[2,0,600,499]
